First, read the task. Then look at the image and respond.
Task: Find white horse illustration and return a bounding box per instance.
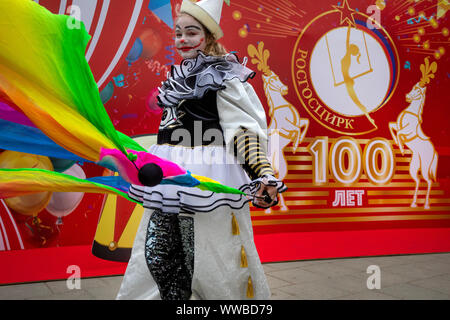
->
[248,42,309,213]
[389,58,438,209]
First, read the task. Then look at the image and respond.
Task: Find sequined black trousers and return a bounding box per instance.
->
[144,210,194,300]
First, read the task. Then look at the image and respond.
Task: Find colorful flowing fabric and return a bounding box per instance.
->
[0,168,139,203]
[0,102,87,163]
[0,0,246,201]
[0,0,144,160]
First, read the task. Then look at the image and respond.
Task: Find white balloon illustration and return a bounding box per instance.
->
[46,164,86,225]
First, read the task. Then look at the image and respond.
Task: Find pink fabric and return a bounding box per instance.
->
[99,148,187,185]
[0,101,35,127]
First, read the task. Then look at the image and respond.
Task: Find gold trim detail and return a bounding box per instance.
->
[246,276,254,298]
[108,241,118,251]
[368,198,450,205]
[232,213,240,235]
[240,245,248,268]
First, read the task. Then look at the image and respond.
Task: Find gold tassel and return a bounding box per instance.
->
[246,276,254,298]
[240,245,248,268]
[231,213,240,235]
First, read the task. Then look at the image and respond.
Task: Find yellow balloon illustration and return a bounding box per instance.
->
[0,151,53,216]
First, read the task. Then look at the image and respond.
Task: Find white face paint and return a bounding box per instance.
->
[174,14,207,59]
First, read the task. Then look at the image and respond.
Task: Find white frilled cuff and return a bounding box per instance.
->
[248,175,287,208]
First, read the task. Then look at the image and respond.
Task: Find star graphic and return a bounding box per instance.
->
[333,0,357,27]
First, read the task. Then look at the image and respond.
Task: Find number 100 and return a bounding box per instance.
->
[308,137,395,185]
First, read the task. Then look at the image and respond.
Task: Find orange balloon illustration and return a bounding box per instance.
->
[0,151,53,216]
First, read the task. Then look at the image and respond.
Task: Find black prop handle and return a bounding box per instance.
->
[138,163,163,187]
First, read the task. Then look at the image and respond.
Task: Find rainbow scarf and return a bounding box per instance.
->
[0,0,245,201]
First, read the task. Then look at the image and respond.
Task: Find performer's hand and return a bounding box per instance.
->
[254,183,278,208]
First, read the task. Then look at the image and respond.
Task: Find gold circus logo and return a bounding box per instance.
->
[291,0,400,135]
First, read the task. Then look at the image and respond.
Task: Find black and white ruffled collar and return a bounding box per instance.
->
[157,51,256,108]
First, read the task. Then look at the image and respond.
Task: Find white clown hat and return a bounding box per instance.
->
[180,0,224,39]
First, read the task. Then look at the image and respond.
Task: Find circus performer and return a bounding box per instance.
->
[116,0,286,300]
[0,0,285,300]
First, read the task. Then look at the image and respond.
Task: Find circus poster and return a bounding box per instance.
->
[0,0,449,283]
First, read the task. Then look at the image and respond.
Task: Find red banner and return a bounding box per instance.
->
[244,0,450,234]
[0,0,449,283]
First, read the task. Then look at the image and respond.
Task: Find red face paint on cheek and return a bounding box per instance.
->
[179,38,205,52]
[191,38,204,49]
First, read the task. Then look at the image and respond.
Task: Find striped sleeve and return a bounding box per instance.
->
[234,128,274,180]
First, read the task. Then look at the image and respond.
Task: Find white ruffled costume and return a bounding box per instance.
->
[116,54,283,300]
